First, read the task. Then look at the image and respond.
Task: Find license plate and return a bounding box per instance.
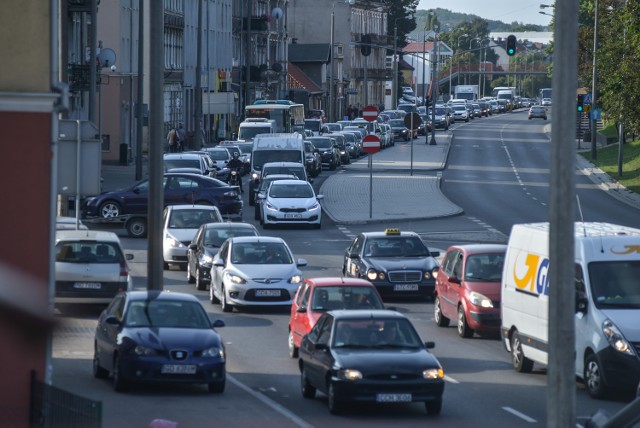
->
[73,282,101,289]
[376,393,412,402]
[161,364,197,374]
[393,284,419,291]
[256,289,281,297]
[284,213,302,219]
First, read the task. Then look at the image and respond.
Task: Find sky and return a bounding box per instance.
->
[417,0,553,27]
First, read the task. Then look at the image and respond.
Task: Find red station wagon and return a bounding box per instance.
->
[434,244,507,338]
[288,277,385,358]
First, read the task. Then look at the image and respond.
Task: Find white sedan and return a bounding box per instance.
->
[258,179,323,229]
[209,236,307,312]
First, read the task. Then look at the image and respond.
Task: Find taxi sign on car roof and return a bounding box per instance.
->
[385,228,401,235]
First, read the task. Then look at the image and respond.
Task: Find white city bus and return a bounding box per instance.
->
[244,100,305,133]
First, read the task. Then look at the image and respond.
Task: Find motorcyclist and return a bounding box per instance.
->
[227,152,244,193]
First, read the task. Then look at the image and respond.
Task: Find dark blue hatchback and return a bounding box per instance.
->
[93,291,226,393]
[83,172,242,219]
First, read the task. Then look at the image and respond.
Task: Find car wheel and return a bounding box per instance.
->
[209,283,220,304]
[163,262,170,270]
[195,267,206,291]
[187,263,196,284]
[425,398,442,415]
[529,117,532,120]
[457,305,474,338]
[584,354,608,399]
[288,330,299,359]
[221,286,234,313]
[99,201,121,218]
[434,296,450,327]
[511,331,534,373]
[92,345,109,379]
[301,366,316,399]
[327,381,343,415]
[126,217,147,238]
[112,354,129,392]
[208,378,225,393]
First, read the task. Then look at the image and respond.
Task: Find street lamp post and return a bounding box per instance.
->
[468,38,480,85]
[456,34,467,95]
[590,0,599,159]
[429,25,439,145]
[329,6,335,123]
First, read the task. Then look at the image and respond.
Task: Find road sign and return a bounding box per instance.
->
[362,135,381,154]
[362,105,379,122]
[583,93,592,104]
[404,112,421,131]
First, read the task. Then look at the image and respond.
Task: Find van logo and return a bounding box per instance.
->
[611,245,640,255]
[513,252,550,296]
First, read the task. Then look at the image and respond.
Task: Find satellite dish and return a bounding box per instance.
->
[272,7,283,20]
[272,63,283,73]
[97,48,116,68]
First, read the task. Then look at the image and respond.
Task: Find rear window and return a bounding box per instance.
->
[169,209,222,228]
[263,166,306,180]
[56,241,123,263]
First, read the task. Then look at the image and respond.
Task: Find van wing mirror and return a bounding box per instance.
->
[575,294,588,314]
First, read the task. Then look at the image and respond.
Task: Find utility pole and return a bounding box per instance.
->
[591,0,599,159]
[194,0,203,149]
[548,0,578,425]
[429,30,438,145]
[393,23,398,109]
[329,8,335,123]
[135,0,144,180]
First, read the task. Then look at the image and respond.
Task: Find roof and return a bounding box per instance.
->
[360,230,421,239]
[304,277,376,287]
[163,153,202,159]
[403,41,436,54]
[56,229,121,243]
[288,43,330,63]
[327,309,406,320]
[126,290,199,302]
[203,222,258,231]
[230,236,285,244]
[447,244,508,253]
[287,62,323,93]
[165,204,221,212]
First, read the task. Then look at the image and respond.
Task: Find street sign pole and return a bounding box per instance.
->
[369,155,373,219]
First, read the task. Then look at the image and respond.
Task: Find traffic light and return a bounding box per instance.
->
[577,94,585,112]
[506,35,516,56]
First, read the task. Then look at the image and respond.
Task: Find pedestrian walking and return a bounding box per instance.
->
[167,127,178,153]
[176,123,186,152]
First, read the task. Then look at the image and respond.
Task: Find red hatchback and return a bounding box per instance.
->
[288,277,385,358]
[434,244,507,338]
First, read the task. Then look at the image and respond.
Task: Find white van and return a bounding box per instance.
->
[501,222,640,398]
[237,118,277,142]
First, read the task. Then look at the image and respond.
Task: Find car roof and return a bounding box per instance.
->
[263,161,305,168]
[163,153,203,159]
[124,290,199,303]
[446,244,508,254]
[230,236,285,244]
[360,231,421,239]
[203,222,257,231]
[270,179,310,186]
[165,204,221,212]
[56,229,121,243]
[263,174,298,180]
[304,277,377,287]
[327,309,406,320]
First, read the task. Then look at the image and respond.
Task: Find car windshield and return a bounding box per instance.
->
[452,105,466,111]
[308,138,332,149]
[124,300,211,329]
[238,127,272,139]
[230,242,293,265]
[332,318,423,349]
[325,124,341,131]
[389,119,405,127]
[269,183,313,198]
[55,241,123,263]
[205,150,229,161]
[236,144,253,154]
[464,253,505,282]
[364,236,430,257]
[164,159,200,170]
[310,286,384,311]
[588,261,640,309]
[204,227,257,247]
[169,209,221,228]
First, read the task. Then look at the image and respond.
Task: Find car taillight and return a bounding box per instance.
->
[119,260,129,277]
[223,191,237,199]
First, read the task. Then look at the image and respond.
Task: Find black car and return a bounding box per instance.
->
[93,291,226,393]
[187,222,259,290]
[388,119,410,141]
[304,141,322,178]
[327,133,350,165]
[342,229,440,300]
[83,173,243,220]
[299,310,445,415]
[307,137,340,170]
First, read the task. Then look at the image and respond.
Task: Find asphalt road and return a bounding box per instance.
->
[52,113,639,427]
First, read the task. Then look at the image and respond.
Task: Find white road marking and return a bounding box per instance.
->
[444,375,460,384]
[502,406,537,423]
[228,375,314,428]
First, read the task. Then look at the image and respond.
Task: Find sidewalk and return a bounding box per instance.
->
[320,133,463,224]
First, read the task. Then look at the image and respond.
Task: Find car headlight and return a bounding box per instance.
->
[133,345,158,356]
[422,368,444,380]
[251,172,260,180]
[366,269,385,281]
[200,254,214,265]
[424,270,436,280]
[224,272,246,284]
[289,274,302,284]
[340,150,346,155]
[265,202,276,212]
[602,319,634,355]
[202,346,225,359]
[337,369,362,381]
[468,291,494,308]
[309,202,320,212]
[165,234,183,248]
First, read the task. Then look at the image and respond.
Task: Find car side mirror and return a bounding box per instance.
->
[576,294,588,314]
[212,319,225,328]
[213,257,225,267]
[314,343,328,351]
[348,251,360,259]
[105,315,121,325]
[424,341,435,349]
[297,306,307,313]
[297,258,308,267]
[188,243,198,251]
[316,194,324,200]
[448,275,461,285]
[126,253,134,261]
[430,251,440,258]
